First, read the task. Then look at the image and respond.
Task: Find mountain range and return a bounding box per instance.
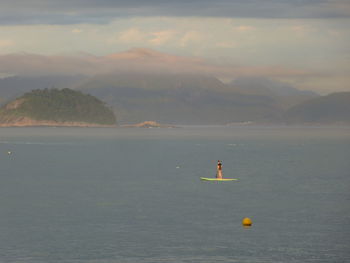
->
[284,92,350,124]
[76,73,312,124]
[0,48,349,125]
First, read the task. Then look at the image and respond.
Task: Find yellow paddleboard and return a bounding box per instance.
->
[200,177,237,181]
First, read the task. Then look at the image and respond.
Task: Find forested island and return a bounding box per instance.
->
[0,88,116,127]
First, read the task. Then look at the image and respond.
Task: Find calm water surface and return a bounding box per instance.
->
[0,126,349,263]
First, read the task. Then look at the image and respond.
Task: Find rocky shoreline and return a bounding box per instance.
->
[0,117,116,127]
[120,121,176,128]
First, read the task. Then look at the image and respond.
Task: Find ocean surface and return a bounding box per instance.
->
[0,126,349,263]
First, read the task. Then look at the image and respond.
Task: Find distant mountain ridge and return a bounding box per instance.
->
[229,76,317,97]
[1,72,348,125]
[228,76,318,109]
[284,92,350,124]
[76,73,285,124]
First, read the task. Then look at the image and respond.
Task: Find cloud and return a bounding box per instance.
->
[117,28,177,46]
[0,48,315,80]
[116,28,204,48]
[0,39,14,48]
[0,53,101,75]
[71,28,83,33]
[327,30,341,37]
[0,0,349,25]
[289,25,314,37]
[179,31,203,47]
[215,41,237,48]
[149,30,177,46]
[234,25,256,32]
[118,28,146,43]
[4,48,347,93]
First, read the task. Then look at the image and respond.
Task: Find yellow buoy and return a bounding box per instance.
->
[242,217,252,227]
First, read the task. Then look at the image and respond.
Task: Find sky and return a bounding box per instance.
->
[0,0,349,94]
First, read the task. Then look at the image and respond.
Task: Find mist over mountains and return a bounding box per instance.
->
[0,75,85,104]
[0,48,314,79]
[0,48,349,125]
[75,73,316,124]
[284,92,350,124]
[0,72,333,125]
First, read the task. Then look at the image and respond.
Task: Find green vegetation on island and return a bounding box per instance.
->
[0,88,116,126]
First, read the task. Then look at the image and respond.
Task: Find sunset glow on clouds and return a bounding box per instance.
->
[0,0,349,94]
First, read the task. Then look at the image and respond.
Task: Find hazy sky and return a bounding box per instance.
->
[0,0,349,94]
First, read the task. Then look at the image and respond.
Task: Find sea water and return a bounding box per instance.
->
[0,126,349,263]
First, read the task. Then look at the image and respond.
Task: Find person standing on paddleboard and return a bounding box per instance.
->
[216,160,223,179]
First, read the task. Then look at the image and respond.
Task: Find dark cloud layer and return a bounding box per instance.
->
[0,0,349,25]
